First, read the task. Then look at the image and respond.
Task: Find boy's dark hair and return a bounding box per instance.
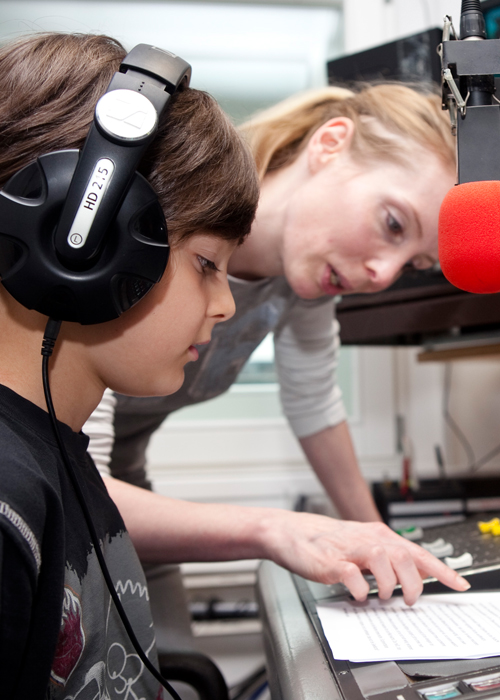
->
[0,32,259,245]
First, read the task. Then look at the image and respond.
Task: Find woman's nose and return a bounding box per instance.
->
[365,255,405,292]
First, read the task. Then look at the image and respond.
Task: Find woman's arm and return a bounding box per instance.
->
[274,297,382,519]
[104,476,469,606]
[299,421,381,521]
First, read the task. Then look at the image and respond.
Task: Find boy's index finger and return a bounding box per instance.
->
[411,543,472,588]
[366,566,471,598]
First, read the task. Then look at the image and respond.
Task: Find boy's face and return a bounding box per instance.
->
[88,233,237,397]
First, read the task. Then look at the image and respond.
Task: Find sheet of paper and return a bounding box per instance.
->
[317,591,500,662]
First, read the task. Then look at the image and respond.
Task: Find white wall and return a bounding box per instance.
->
[150,344,500,507]
[149,347,401,508]
[343,0,462,54]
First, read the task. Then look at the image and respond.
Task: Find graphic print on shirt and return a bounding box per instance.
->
[49,531,162,700]
[51,587,85,686]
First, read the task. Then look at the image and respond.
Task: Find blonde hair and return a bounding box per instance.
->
[240,84,455,180]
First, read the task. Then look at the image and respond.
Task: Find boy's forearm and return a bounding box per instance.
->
[103,476,265,563]
[103,475,470,606]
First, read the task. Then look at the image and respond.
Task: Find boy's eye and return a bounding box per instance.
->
[387,213,403,241]
[197,255,219,273]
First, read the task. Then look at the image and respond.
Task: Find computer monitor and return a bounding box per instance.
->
[327,4,500,87]
[327,27,442,86]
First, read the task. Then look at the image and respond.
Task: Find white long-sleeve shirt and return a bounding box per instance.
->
[84,275,346,483]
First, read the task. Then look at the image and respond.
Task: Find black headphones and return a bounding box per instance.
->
[0,44,191,324]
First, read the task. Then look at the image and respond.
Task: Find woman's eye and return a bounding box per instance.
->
[401,261,416,274]
[412,257,437,271]
[197,255,219,273]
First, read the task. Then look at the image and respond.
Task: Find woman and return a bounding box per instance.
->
[86,82,463,607]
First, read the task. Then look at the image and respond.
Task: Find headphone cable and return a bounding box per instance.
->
[41,317,182,700]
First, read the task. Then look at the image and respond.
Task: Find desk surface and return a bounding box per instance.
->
[257,560,500,700]
[257,561,342,700]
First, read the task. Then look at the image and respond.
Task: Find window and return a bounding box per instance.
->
[169,334,358,423]
[0,1,342,123]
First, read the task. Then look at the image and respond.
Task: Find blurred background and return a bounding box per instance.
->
[7,1,500,693]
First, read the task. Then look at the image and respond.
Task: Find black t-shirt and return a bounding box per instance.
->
[0,384,162,699]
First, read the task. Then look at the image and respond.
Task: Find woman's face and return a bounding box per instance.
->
[87,233,237,397]
[280,136,456,300]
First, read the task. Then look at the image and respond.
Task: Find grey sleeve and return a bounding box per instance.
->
[274,297,346,438]
[82,388,117,478]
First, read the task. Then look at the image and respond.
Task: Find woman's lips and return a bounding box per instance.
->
[330,269,340,286]
[321,266,351,296]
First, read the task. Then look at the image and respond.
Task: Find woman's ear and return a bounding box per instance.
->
[307,117,355,173]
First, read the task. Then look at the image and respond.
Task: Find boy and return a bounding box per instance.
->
[0,32,258,698]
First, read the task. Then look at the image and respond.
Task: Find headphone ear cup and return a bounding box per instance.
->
[0,150,169,324]
[107,172,170,322]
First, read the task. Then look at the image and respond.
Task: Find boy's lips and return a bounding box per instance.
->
[188,339,211,360]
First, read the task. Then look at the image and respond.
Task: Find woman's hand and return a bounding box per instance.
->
[259,511,470,606]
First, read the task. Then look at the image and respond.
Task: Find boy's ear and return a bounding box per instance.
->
[307,117,355,173]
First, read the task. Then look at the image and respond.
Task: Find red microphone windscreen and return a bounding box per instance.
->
[439,180,500,294]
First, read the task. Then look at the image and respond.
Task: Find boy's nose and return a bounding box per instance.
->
[211,278,236,322]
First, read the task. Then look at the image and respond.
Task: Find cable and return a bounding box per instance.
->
[442,362,500,474]
[41,318,182,700]
[470,441,500,473]
[230,666,267,700]
[443,363,476,470]
[434,444,446,481]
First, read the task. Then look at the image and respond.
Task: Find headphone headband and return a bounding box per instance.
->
[121,44,191,94]
[55,44,191,267]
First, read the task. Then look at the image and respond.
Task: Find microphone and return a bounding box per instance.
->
[438,1,500,293]
[459,0,486,40]
[439,181,500,294]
